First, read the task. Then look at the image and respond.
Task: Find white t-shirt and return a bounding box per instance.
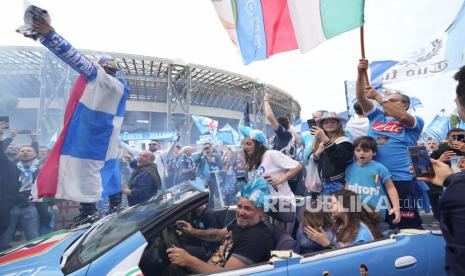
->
[345,115,369,141]
[248,150,298,201]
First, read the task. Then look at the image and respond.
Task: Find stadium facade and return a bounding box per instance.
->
[0,46,301,145]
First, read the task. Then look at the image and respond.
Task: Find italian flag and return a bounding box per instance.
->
[288,0,365,53]
[213,0,365,63]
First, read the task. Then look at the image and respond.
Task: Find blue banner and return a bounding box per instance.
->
[236,0,267,64]
[119,131,177,141]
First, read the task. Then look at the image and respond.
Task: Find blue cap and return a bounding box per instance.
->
[239,126,266,144]
[238,176,270,208]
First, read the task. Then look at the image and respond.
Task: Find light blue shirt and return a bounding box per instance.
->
[367,107,423,180]
[345,161,392,217]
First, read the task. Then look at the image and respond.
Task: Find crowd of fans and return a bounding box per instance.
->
[1,16,464,273]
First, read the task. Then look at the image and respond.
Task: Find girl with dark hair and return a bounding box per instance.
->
[295,200,333,254]
[240,126,302,234]
[304,190,379,249]
[330,190,378,247]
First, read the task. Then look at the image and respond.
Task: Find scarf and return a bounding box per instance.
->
[17,161,37,192]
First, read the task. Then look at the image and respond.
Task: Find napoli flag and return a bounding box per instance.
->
[370,0,465,84]
[31,30,129,203]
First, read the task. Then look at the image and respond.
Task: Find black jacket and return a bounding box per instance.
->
[440,171,465,276]
[313,139,353,183]
[0,140,20,233]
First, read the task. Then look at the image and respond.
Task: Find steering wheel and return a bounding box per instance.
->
[161,225,185,249]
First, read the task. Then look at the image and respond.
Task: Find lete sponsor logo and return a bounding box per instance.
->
[372,121,403,134]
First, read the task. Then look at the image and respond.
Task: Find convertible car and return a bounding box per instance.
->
[0,183,446,276]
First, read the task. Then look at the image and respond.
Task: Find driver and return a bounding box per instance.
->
[165,177,275,275]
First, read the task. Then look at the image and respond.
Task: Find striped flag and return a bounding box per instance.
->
[212,0,365,64]
[288,0,365,53]
[32,31,129,203]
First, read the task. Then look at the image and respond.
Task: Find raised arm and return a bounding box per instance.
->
[32,16,97,81]
[264,94,280,130]
[356,59,375,113]
[367,89,416,128]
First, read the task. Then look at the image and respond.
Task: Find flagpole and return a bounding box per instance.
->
[360,26,369,85]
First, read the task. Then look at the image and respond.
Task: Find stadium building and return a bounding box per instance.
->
[0,46,301,145]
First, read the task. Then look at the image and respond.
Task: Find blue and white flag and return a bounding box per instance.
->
[291,118,310,136]
[422,114,450,142]
[344,80,423,115]
[370,1,465,84]
[216,124,240,145]
[192,115,218,135]
[33,31,129,203]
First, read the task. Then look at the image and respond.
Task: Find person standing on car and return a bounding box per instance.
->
[30,14,129,220]
[123,151,161,206]
[356,59,424,229]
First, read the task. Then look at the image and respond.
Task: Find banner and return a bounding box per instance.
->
[370,1,465,84]
[119,131,177,141]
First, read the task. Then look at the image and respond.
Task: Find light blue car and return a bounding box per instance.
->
[0,183,446,275]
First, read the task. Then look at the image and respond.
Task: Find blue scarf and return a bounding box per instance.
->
[17,162,37,192]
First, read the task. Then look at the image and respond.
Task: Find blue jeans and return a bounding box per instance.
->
[0,205,39,250]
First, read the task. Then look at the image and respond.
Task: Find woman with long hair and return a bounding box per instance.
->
[330,189,380,247]
[305,189,379,249]
[240,126,302,233]
[310,112,353,195]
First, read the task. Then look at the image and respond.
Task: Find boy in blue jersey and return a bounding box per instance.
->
[345,136,401,224]
[356,59,424,229]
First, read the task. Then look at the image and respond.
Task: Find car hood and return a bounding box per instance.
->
[0,228,86,275]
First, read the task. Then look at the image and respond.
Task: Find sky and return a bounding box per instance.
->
[1,0,464,125]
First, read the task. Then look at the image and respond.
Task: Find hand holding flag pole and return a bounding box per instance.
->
[360,26,369,86]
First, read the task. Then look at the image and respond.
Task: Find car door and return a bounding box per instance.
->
[287,233,445,276]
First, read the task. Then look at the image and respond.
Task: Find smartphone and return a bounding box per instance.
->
[452,134,465,142]
[408,146,435,178]
[307,119,317,129]
[0,116,9,128]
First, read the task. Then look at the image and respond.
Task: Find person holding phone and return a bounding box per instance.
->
[427,128,465,225]
[357,59,424,230]
[310,111,353,195]
[432,128,465,165]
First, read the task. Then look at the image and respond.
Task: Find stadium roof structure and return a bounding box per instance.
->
[0,46,300,144]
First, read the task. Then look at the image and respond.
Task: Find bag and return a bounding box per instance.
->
[304,154,322,193]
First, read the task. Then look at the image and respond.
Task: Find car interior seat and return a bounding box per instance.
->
[268,224,297,250]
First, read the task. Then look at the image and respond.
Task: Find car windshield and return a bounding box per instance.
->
[77,183,202,264]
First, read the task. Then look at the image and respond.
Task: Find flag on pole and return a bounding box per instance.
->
[370,0,465,84]
[212,0,365,64]
[34,72,128,203]
[421,114,450,142]
[192,115,219,135]
[216,124,240,145]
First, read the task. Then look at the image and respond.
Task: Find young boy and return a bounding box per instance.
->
[345,136,401,225]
